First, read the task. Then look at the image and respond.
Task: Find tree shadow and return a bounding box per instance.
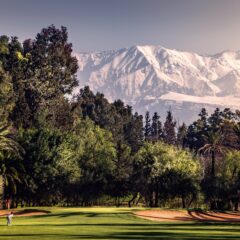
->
[187,210,240,222]
[0,230,239,240]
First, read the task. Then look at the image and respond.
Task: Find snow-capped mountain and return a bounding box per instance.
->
[74,45,240,123]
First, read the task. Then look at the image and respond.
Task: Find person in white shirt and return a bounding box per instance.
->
[7,212,14,226]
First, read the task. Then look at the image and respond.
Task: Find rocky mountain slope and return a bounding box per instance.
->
[74,45,240,123]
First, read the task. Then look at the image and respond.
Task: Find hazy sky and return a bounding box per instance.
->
[0,0,240,54]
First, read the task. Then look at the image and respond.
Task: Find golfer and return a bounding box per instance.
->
[7,212,14,226]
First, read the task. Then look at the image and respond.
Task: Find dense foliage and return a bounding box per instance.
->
[1,25,240,210]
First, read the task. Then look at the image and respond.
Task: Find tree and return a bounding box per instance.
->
[0,37,14,121]
[144,112,151,141]
[177,122,187,148]
[74,86,143,152]
[124,112,144,153]
[75,87,114,129]
[23,25,78,96]
[151,112,163,142]
[56,119,116,205]
[18,128,59,205]
[0,125,23,208]
[2,36,32,127]
[133,142,199,207]
[0,153,24,209]
[208,108,222,132]
[224,150,240,210]
[0,66,13,120]
[233,123,240,149]
[199,130,225,177]
[163,111,176,145]
[7,26,78,127]
[185,108,209,151]
[109,144,132,205]
[0,125,22,158]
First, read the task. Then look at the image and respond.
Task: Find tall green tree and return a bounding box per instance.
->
[163,111,176,145]
[151,112,163,142]
[186,108,209,151]
[0,125,23,208]
[6,25,78,127]
[0,36,14,121]
[16,125,63,206]
[133,142,199,207]
[109,144,132,205]
[124,112,143,153]
[233,123,240,149]
[74,86,143,152]
[177,122,187,148]
[144,111,151,141]
[56,119,116,205]
[224,150,240,210]
[199,130,225,177]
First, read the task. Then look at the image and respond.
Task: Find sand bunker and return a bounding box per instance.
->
[135,210,240,222]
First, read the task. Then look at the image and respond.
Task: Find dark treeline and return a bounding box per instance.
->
[1,26,240,210]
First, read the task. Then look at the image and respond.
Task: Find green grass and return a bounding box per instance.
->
[0,207,239,239]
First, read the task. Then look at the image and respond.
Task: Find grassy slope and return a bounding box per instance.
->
[0,207,239,239]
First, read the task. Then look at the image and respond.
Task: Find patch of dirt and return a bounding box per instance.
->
[134,210,240,222]
[0,209,50,217]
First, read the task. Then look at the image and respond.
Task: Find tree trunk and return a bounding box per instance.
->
[149,192,154,207]
[154,191,159,207]
[210,200,217,210]
[0,175,3,209]
[235,191,240,211]
[234,201,239,211]
[187,194,195,208]
[136,195,142,206]
[211,150,215,177]
[182,195,186,208]
[0,175,6,209]
[128,192,138,208]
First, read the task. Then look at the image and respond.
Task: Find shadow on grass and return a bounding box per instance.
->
[137,209,240,223]
[32,211,132,218]
[0,231,239,240]
[187,210,240,222]
[4,210,239,240]
[15,209,51,215]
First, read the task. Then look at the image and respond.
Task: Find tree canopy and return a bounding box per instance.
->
[1,25,240,210]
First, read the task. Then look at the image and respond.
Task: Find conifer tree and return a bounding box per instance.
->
[157,118,163,141]
[177,122,187,148]
[151,112,163,142]
[163,111,176,145]
[144,111,151,141]
[125,113,144,153]
[185,108,209,151]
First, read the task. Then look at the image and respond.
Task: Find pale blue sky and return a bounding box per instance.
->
[0,0,239,54]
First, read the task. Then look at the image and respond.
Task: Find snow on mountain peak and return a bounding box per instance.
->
[74,45,240,123]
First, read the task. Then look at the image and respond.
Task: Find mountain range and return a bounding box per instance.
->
[74,45,240,123]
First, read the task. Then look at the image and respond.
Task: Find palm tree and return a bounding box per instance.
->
[0,124,21,149]
[0,124,23,209]
[199,130,225,177]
